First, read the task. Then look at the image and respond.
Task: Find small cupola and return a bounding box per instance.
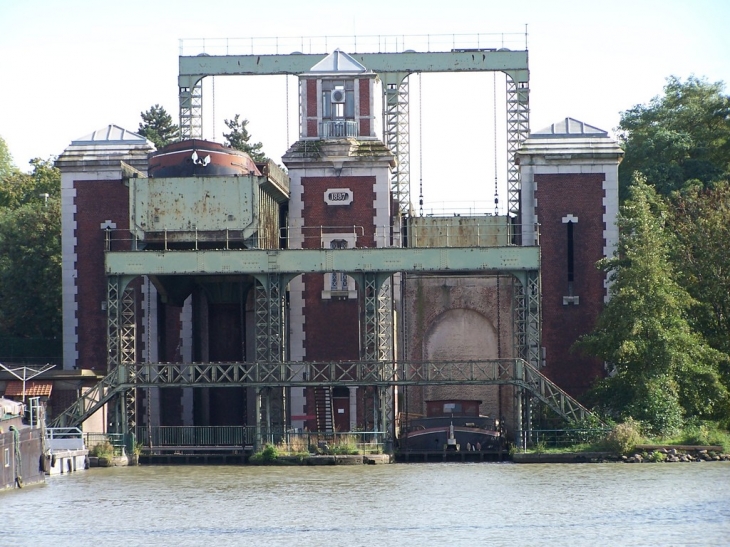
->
[299,49,377,140]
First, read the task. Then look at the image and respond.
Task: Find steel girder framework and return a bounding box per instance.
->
[51,358,600,431]
[506,76,530,219]
[106,278,137,434]
[177,49,529,218]
[382,74,411,215]
[512,270,541,445]
[253,273,288,444]
[179,79,202,140]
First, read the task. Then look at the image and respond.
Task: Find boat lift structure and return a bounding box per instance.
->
[49,243,597,450]
[177,34,530,217]
[51,35,607,452]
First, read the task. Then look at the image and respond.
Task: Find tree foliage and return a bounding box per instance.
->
[0,199,62,338]
[0,158,60,209]
[0,158,62,338]
[576,176,729,434]
[138,104,180,149]
[669,181,730,356]
[0,134,15,180]
[223,114,267,162]
[617,76,730,201]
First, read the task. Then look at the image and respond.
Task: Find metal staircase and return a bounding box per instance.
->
[51,359,603,429]
[314,387,334,433]
[517,361,601,425]
[51,366,122,428]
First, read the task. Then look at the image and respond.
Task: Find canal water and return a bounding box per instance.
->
[3,462,729,546]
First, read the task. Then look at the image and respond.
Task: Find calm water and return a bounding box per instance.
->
[2,462,729,546]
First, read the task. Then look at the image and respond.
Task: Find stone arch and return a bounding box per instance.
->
[421,308,500,418]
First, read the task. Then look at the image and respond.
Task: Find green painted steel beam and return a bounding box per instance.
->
[179,50,529,87]
[106,246,539,276]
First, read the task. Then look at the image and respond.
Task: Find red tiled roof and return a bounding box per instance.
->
[3,380,53,398]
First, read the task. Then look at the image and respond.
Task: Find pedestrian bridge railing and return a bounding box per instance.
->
[51,359,602,428]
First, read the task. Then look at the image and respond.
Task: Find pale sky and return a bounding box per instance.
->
[1,0,728,211]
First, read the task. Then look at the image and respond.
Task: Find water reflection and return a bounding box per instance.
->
[3,462,729,546]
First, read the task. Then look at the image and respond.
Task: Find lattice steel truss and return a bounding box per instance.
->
[179,79,203,139]
[377,278,395,446]
[254,274,287,436]
[512,273,540,368]
[506,76,530,219]
[121,287,136,433]
[363,274,378,362]
[52,358,601,432]
[383,75,411,216]
[107,278,120,370]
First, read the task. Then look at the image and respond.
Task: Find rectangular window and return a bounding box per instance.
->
[567,222,575,282]
[4,448,9,467]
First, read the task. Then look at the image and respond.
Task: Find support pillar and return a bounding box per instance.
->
[254,273,289,432]
[382,72,411,216]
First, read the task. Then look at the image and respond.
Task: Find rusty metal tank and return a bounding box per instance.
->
[148,139,262,178]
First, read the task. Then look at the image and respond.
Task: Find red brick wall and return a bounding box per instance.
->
[74,180,132,371]
[300,175,376,361]
[359,78,370,137]
[306,79,318,137]
[301,175,377,248]
[536,172,606,396]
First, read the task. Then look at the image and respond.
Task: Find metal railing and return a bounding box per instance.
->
[179,33,528,56]
[84,432,126,456]
[51,358,603,431]
[106,222,540,251]
[134,426,384,455]
[522,428,612,449]
[320,120,358,139]
[136,426,255,449]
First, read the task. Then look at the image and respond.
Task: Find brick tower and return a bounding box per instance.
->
[518,118,623,396]
[282,50,395,432]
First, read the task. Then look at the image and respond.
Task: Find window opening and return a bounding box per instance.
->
[330,239,348,291]
[566,222,574,283]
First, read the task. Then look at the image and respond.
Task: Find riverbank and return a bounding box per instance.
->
[513,445,730,464]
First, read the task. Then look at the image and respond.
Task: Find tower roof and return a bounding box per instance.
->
[531,117,608,138]
[517,118,622,161]
[56,124,154,172]
[71,124,149,145]
[306,49,369,75]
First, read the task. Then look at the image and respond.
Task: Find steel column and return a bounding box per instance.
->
[179,77,203,139]
[107,277,120,371]
[506,74,530,221]
[382,73,411,216]
[254,273,287,430]
[121,287,137,434]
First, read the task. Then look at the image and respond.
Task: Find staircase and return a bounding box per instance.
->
[314,387,334,433]
[517,360,605,426]
[51,366,123,428]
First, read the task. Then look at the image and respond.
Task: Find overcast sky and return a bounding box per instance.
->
[1,0,728,211]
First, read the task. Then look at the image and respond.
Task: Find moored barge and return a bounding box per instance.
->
[400,399,502,453]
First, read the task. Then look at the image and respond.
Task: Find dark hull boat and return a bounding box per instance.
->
[400,400,501,452]
[0,398,45,490]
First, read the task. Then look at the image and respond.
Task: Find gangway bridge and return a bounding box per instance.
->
[52,358,603,449]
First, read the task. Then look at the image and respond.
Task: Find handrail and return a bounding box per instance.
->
[51,358,602,428]
[105,222,541,251]
[179,32,527,56]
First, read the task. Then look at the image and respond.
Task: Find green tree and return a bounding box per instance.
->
[576,176,729,434]
[138,104,180,149]
[669,182,730,356]
[0,158,60,209]
[617,76,730,201]
[222,114,267,162]
[0,134,15,180]
[0,199,62,338]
